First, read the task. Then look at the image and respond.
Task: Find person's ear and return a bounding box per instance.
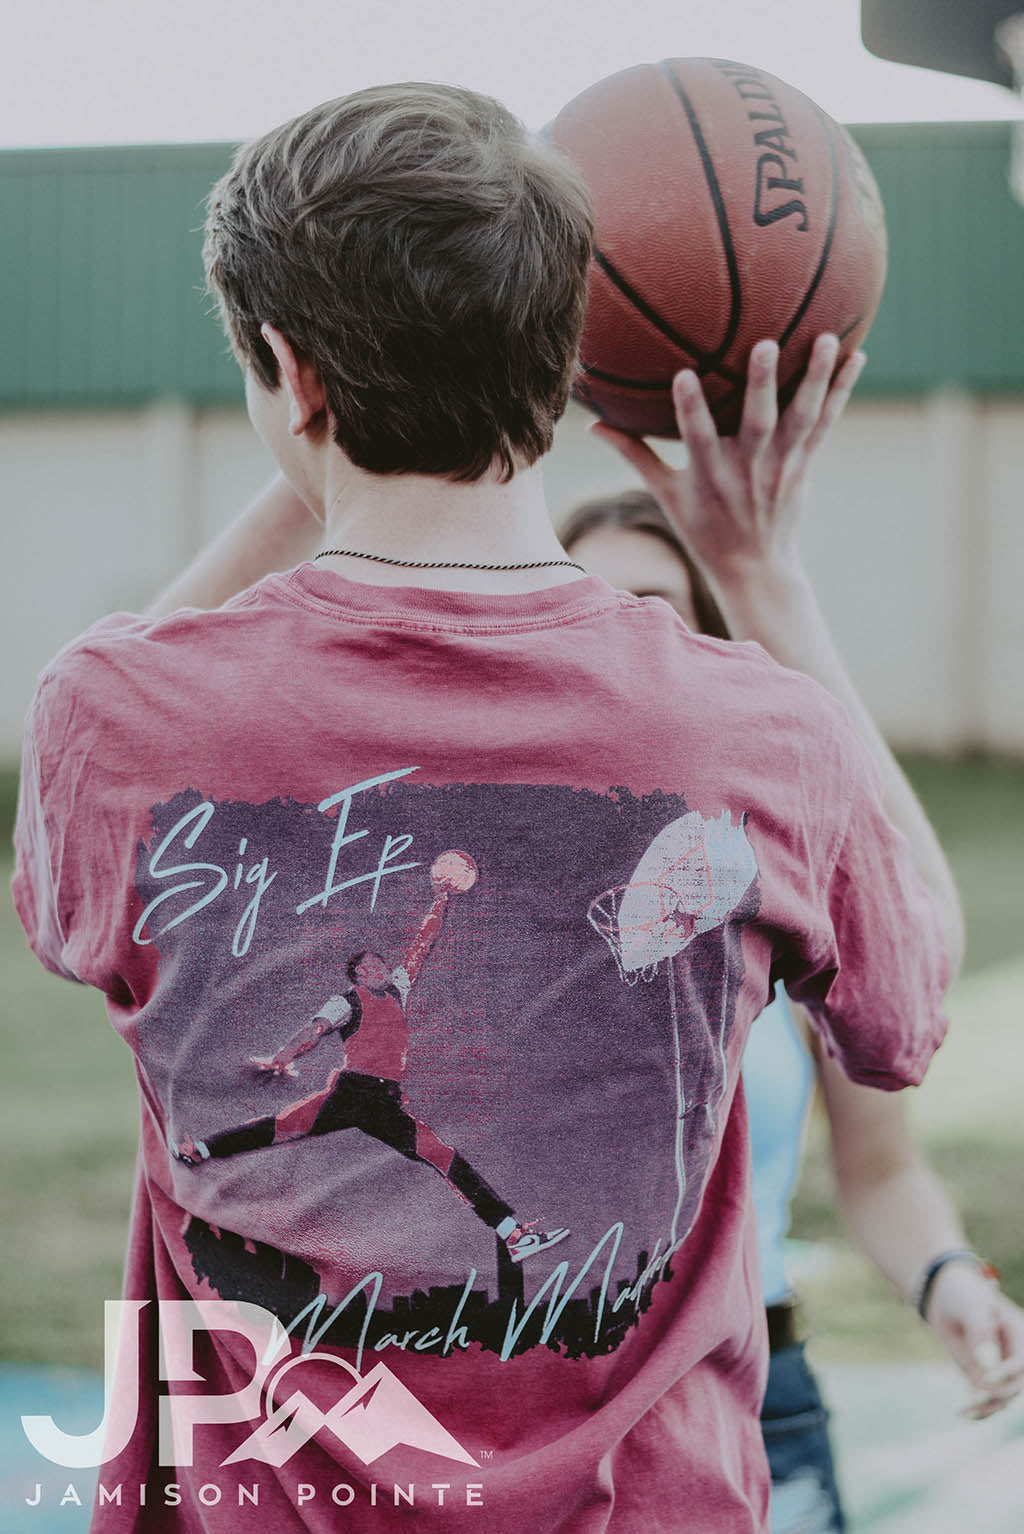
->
[260,323,326,436]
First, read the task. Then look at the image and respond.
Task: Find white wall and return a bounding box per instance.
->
[1,403,275,757]
[977,405,1024,752]
[2,393,1022,758]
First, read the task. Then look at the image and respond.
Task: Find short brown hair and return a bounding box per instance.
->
[560,490,731,640]
[203,83,594,482]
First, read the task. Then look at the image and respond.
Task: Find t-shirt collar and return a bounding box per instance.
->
[279,560,617,632]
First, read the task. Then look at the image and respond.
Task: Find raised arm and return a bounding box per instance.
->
[593,335,964,978]
[395,893,449,1000]
[145,472,321,618]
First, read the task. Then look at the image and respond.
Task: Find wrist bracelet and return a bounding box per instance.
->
[914,1249,1000,1322]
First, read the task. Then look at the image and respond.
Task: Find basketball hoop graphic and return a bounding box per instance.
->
[587,887,661,986]
[589,810,758,1243]
[587,821,716,984]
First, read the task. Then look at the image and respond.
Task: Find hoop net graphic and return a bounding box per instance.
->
[588,809,758,1247]
[587,879,706,985]
[587,885,661,984]
[587,814,725,984]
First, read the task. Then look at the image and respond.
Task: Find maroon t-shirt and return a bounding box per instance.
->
[13,565,950,1532]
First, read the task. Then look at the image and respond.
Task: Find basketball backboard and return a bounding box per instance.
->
[861,0,1021,86]
[862,2,1024,203]
[587,811,757,982]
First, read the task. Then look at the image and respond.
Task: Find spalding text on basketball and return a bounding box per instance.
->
[753,156,810,231]
[712,59,810,232]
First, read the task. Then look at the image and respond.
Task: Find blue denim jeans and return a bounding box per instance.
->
[760,1341,847,1533]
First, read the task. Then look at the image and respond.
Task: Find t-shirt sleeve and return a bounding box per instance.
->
[11,613,143,989]
[12,674,83,982]
[775,711,952,1091]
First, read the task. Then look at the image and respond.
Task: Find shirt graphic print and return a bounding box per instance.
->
[138,771,760,1367]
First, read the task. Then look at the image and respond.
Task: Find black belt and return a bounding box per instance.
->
[765,1297,805,1354]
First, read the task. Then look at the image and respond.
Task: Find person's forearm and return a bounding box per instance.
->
[836,1153,967,1300]
[276,1018,336,1064]
[710,553,965,975]
[145,474,321,617]
[832,1129,1023,1409]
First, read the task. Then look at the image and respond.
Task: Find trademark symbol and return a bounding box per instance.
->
[478,1448,494,1460]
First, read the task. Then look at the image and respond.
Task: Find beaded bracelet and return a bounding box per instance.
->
[914,1249,1001,1321]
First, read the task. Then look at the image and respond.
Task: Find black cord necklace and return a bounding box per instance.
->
[313,548,585,573]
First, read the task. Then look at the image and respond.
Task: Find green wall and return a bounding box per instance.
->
[853,123,1024,393]
[0,144,237,408]
[2,124,1023,409]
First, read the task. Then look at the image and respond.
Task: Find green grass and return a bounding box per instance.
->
[1,754,1022,1365]
[0,767,19,839]
[0,854,137,1366]
[898,753,1024,973]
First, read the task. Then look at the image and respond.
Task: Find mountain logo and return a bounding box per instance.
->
[223,1352,478,1469]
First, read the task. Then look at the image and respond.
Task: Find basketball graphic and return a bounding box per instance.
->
[430,849,479,893]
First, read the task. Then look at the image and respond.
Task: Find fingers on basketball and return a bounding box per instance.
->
[430,850,479,893]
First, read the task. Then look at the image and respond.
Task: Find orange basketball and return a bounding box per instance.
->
[549,58,888,436]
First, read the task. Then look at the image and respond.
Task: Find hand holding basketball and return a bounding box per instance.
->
[592,333,864,585]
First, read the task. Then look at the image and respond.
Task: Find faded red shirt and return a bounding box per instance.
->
[13,565,950,1533]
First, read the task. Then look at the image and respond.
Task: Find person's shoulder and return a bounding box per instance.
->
[27,611,145,730]
[708,632,862,751]
[616,593,856,734]
[625,600,872,832]
[37,585,266,685]
[26,585,271,751]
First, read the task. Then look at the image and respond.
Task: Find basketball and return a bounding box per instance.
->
[430,850,479,893]
[549,57,889,436]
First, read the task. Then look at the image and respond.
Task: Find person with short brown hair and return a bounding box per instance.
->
[204,82,593,482]
[14,84,956,1533]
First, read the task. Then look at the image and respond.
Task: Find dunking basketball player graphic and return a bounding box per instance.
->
[171,850,569,1263]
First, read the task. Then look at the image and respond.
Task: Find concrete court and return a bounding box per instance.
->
[819,1357,1024,1532]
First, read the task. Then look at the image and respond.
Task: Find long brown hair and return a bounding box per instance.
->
[560,490,730,640]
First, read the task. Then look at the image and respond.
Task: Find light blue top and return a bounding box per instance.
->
[741,989,815,1306]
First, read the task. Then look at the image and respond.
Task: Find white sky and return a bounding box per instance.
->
[5,0,1022,149]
